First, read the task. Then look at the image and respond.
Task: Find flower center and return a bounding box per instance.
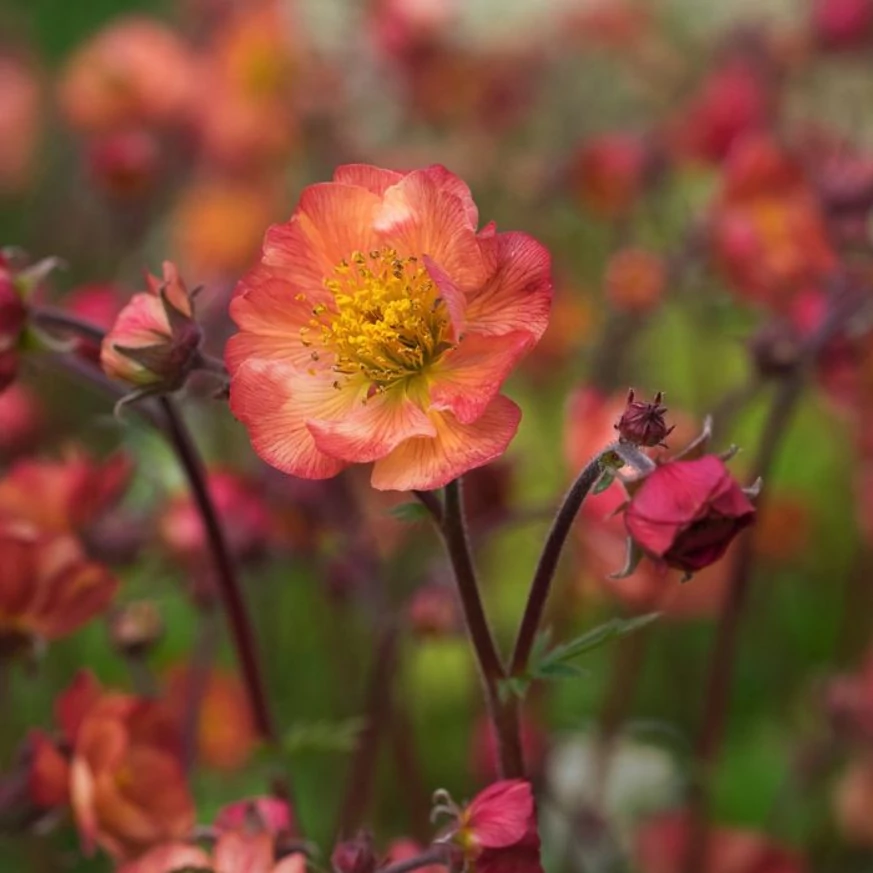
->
[302,248,453,388]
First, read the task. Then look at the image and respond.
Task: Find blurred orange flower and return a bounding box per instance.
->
[226,164,552,491]
[605,248,667,313]
[170,178,278,280]
[0,523,117,654]
[0,55,42,194]
[164,664,258,771]
[0,450,131,534]
[58,17,198,133]
[29,671,194,861]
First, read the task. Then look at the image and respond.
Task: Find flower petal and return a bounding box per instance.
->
[230,360,365,479]
[465,232,552,341]
[467,780,536,849]
[370,395,521,491]
[429,332,533,424]
[333,164,406,195]
[308,388,436,463]
[262,183,381,294]
[374,167,489,290]
[227,266,334,375]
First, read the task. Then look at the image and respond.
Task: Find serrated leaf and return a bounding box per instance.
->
[538,613,660,668]
[533,661,587,680]
[387,501,431,523]
[282,717,366,755]
[593,470,616,494]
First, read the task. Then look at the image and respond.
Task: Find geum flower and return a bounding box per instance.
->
[623,455,756,575]
[101,261,202,395]
[29,670,194,861]
[226,164,552,492]
[446,779,544,873]
[118,796,301,873]
[0,522,117,655]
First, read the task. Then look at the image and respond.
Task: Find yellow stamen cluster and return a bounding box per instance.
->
[301,248,453,388]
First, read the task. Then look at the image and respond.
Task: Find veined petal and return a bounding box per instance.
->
[333,164,406,195]
[213,830,275,873]
[227,266,334,375]
[429,332,533,424]
[374,168,489,291]
[423,255,467,340]
[229,360,365,479]
[308,388,436,464]
[466,232,552,341]
[262,183,380,293]
[370,395,521,491]
[467,780,535,849]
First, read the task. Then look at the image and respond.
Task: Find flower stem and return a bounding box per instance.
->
[426,479,524,778]
[159,397,276,744]
[379,846,450,873]
[509,452,607,676]
[337,622,398,835]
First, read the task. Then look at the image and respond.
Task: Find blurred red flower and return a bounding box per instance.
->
[0,255,27,393]
[0,55,42,195]
[159,469,272,568]
[571,133,652,220]
[711,135,836,311]
[0,523,117,654]
[624,456,756,574]
[636,812,806,873]
[0,450,131,534]
[29,670,194,860]
[812,0,873,50]
[0,383,43,457]
[226,163,552,491]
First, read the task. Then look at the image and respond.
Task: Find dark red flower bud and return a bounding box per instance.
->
[331,832,376,873]
[624,455,756,573]
[615,389,674,448]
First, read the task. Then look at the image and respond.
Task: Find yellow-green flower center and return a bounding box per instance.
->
[301,248,453,388]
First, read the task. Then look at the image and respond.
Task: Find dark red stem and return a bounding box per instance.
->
[509,453,606,676]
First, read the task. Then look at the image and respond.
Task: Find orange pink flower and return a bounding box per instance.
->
[0,523,117,654]
[226,164,552,491]
[0,55,42,195]
[29,670,194,861]
[58,17,197,133]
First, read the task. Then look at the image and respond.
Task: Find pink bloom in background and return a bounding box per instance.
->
[635,812,806,873]
[812,0,873,50]
[0,383,43,457]
[0,255,27,393]
[452,779,544,873]
[0,55,42,195]
[624,456,756,574]
[227,164,552,491]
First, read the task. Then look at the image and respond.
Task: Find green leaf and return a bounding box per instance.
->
[498,676,530,703]
[538,613,660,668]
[282,717,366,755]
[387,501,430,523]
[593,469,616,494]
[533,661,587,680]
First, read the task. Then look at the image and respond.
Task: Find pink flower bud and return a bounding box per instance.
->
[624,456,756,574]
[615,389,674,448]
[101,261,202,389]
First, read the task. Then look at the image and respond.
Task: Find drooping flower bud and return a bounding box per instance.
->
[615,389,673,448]
[623,455,756,574]
[101,261,202,393]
